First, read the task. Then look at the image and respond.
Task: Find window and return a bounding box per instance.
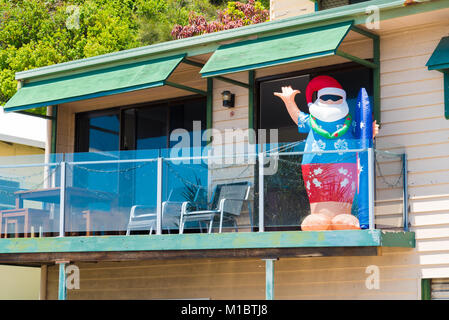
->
[257,63,373,144]
[75,96,207,153]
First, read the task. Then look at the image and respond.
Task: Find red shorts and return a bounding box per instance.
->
[301,163,357,204]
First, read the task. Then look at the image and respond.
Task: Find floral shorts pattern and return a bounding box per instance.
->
[301,162,357,204]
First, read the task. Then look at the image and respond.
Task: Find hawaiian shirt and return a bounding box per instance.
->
[298,111,361,165]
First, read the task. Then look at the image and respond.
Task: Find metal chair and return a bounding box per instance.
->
[179,181,252,234]
[126,187,206,235]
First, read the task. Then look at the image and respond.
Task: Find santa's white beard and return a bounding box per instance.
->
[309,100,349,122]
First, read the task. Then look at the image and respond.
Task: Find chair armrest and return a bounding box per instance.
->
[218,198,248,215]
[162,201,184,217]
[130,205,156,218]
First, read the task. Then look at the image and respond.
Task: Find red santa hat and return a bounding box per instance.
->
[306,76,346,107]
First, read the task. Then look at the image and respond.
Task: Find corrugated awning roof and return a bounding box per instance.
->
[200,21,353,77]
[4,54,185,112]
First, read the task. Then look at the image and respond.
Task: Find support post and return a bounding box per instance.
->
[57,261,69,300]
[51,106,58,154]
[373,36,381,124]
[368,148,375,230]
[206,77,213,145]
[248,70,255,144]
[258,152,264,232]
[264,259,276,300]
[444,72,449,120]
[402,153,409,232]
[156,157,163,235]
[59,161,66,237]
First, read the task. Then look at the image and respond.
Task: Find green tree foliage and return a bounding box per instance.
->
[171,0,269,39]
[0,0,269,113]
[0,0,141,112]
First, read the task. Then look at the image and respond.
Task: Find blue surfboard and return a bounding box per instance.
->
[356,88,373,229]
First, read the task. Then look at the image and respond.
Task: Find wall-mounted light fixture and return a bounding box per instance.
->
[221,90,235,108]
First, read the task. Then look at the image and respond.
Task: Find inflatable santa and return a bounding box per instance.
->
[274,75,377,231]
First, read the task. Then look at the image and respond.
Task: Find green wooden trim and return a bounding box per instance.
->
[215,76,250,89]
[428,63,449,71]
[164,81,208,96]
[445,72,449,120]
[51,106,58,154]
[421,279,431,300]
[248,70,255,144]
[265,259,275,300]
[379,231,415,247]
[0,230,415,254]
[182,59,205,68]
[350,25,379,41]
[183,59,250,88]
[335,50,378,69]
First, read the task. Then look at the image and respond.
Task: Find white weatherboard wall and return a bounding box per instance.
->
[256,10,449,297]
[378,22,449,282]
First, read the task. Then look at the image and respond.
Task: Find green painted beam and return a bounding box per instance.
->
[164,81,208,96]
[335,50,378,69]
[0,230,415,254]
[183,59,250,88]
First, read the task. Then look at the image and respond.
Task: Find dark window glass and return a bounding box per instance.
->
[75,112,120,153]
[136,106,168,150]
[259,74,310,143]
[75,97,207,152]
[169,99,207,148]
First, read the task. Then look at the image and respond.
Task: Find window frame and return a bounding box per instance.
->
[74,94,207,153]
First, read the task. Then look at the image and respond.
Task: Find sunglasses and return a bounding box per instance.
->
[319,94,343,102]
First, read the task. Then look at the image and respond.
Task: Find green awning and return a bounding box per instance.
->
[4,54,186,112]
[427,36,449,71]
[200,21,353,77]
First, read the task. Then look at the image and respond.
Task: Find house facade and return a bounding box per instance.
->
[1,0,449,300]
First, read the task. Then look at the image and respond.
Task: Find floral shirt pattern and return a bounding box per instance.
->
[298,111,360,165]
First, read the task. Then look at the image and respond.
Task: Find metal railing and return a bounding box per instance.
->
[0,143,409,238]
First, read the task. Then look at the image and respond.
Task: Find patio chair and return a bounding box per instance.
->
[125,187,206,235]
[179,181,252,234]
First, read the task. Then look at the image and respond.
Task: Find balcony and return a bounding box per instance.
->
[0,142,414,262]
